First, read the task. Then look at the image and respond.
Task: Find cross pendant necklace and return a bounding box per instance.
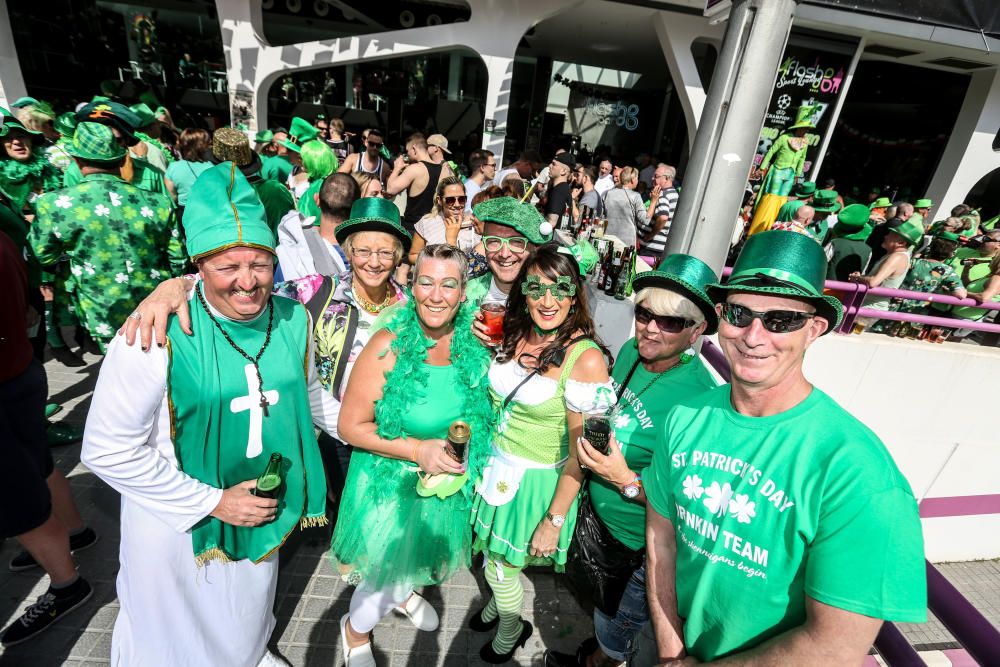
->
[259,393,270,417]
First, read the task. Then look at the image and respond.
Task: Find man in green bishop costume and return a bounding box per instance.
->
[81,161,339,667]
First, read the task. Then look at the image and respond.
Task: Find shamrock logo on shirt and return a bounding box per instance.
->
[728,493,757,524]
[682,474,705,500]
[703,482,735,518]
[615,413,631,430]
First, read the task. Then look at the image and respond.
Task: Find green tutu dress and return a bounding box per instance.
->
[471,340,613,571]
[330,363,474,590]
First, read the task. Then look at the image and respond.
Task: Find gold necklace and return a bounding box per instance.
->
[353,280,392,314]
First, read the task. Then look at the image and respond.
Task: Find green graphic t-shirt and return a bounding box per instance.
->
[590,339,716,550]
[644,385,927,662]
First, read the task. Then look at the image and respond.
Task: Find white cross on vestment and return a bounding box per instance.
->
[230,364,279,458]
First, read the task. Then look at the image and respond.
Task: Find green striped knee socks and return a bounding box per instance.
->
[483,558,524,654]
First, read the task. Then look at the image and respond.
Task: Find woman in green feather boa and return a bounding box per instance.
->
[333,243,493,666]
[0,108,62,216]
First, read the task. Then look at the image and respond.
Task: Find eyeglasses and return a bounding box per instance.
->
[521,275,577,300]
[351,248,396,262]
[721,303,815,333]
[443,195,468,206]
[483,235,529,254]
[634,304,694,333]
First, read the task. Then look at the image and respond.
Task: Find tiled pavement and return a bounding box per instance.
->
[1,352,998,666]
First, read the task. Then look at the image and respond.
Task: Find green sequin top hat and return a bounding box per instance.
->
[0,107,41,138]
[811,190,842,214]
[55,111,78,137]
[279,117,319,153]
[889,218,924,246]
[706,231,843,334]
[869,196,892,209]
[65,122,127,163]
[183,162,276,262]
[914,198,933,209]
[335,197,413,252]
[793,181,816,197]
[129,102,157,128]
[632,253,720,335]
[473,196,553,245]
[788,103,817,131]
[254,129,274,144]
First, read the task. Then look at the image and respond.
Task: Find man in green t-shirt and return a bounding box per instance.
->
[643,231,926,664]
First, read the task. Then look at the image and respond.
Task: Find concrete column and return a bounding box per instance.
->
[0,1,27,108]
[481,54,516,159]
[664,0,798,272]
[447,52,462,101]
[926,67,1000,220]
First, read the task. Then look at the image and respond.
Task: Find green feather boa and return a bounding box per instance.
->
[371,297,494,503]
[136,132,175,165]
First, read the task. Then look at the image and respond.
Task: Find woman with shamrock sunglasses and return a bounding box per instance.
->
[469,243,614,663]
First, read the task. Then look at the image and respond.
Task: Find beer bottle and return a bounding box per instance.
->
[445,421,471,464]
[603,251,622,294]
[615,247,633,300]
[254,453,283,499]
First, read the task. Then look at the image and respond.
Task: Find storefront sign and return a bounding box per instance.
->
[586,99,640,131]
[754,44,853,176]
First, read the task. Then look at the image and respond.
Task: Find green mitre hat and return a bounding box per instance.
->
[335,197,412,252]
[632,253,719,335]
[65,122,127,163]
[279,117,319,153]
[183,162,276,262]
[473,196,553,245]
[0,107,41,137]
[707,231,843,335]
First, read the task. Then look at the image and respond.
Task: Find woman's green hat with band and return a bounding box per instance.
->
[707,231,843,334]
[632,253,720,334]
[335,197,413,252]
[183,162,276,262]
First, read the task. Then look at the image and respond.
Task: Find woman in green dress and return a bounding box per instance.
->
[470,243,614,663]
[334,243,493,667]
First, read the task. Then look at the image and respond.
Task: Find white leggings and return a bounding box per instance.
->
[348,583,413,634]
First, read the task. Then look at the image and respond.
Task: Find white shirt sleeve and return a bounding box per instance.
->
[305,310,342,439]
[81,334,223,533]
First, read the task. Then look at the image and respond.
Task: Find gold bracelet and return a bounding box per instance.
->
[411,440,419,465]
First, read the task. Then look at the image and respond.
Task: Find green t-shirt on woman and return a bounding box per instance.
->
[589,339,716,550]
[644,385,927,662]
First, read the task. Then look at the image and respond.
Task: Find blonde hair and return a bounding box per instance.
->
[15,105,54,133]
[351,172,381,197]
[634,287,704,325]
[619,166,639,186]
[342,231,404,266]
[413,243,469,288]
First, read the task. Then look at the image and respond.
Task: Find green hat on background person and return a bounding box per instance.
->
[811,190,842,214]
[706,231,843,334]
[335,197,413,252]
[254,129,274,144]
[888,218,924,246]
[833,204,872,242]
[632,253,720,335]
[64,122,127,163]
[869,196,892,209]
[933,230,960,243]
[557,239,599,277]
[55,111,78,137]
[278,117,319,153]
[183,162,276,263]
[788,104,817,131]
[10,96,38,109]
[129,103,157,128]
[793,181,816,197]
[914,198,933,209]
[76,100,142,144]
[473,196,554,245]
[0,106,42,137]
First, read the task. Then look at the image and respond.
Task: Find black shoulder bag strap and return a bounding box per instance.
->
[501,335,588,410]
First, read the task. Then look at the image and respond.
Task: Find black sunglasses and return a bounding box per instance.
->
[634,304,694,333]
[721,303,815,333]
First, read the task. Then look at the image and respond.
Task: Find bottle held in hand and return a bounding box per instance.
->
[445,421,471,464]
[253,453,283,499]
[583,411,613,455]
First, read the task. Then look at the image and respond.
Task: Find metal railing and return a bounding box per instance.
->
[698,339,1000,666]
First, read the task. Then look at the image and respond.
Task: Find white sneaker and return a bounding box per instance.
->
[256,651,291,666]
[393,592,440,632]
[339,614,377,667]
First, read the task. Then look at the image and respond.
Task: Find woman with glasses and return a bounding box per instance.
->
[470,244,614,663]
[408,176,480,263]
[545,254,719,667]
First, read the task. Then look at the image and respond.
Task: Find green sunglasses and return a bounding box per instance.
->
[521,274,577,300]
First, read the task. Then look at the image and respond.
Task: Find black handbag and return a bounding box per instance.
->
[564,490,645,617]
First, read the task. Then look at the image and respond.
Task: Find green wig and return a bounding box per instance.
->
[299,139,338,180]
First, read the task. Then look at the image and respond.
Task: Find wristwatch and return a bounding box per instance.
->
[545,511,566,528]
[622,474,643,499]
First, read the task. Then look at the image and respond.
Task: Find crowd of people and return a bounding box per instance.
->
[1,94,938,667]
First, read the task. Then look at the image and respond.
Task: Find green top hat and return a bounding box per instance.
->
[183,162,276,262]
[793,181,816,197]
[811,190,842,214]
[54,111,78,137]
[888,218,923,246]
[473,196,553,245]
[255,129,274,144]
[914,198,933,209]
[279,117,319,153]
[0,107,41,138]
[833,204,872,242]
[632,253,720,335]
[335,197,413,252]
[129,103,157,128]
[65,122,127,163]
[706,231,843,334]
[788,104,817,131]
[869,196,892,209]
